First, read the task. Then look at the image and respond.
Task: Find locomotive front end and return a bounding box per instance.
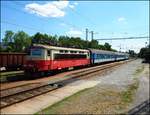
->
[24,46,49,75]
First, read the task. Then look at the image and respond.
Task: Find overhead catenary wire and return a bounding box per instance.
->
[96,36,149,40]
[1,20,45,32]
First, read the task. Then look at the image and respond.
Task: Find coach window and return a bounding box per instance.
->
[47,50,51,56]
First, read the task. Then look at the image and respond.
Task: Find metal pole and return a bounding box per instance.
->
[91,31,93,40]
[86,28,88,48]
[86,28,88,42]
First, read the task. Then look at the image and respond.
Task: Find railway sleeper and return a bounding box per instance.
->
[0,101,8,106]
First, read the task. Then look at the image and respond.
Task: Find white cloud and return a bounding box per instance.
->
[118,17,126,22]
[68,2,78,9]
[52,1,69,9]
[25,1,69,18]
[69,4,75,9]
[66,28,83,37]
[74,2,78,5]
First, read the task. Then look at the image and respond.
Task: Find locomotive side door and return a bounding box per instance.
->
[46,49,51,70]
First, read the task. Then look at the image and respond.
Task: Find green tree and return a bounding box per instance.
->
[138,47,150,62]
[128,50,136,57]
[48,35,58,45]
[138,48,147,58]
[104,42,111,50]
[3,30,14,43]
[89,40,99,49]
[0,44,4,52]
[143,48,150,62]
[13,31,31,52]
[32,32,44,44]
[58,36,70,47]
[32,33,58,45]
[2,30,15,52]
[98,44,105,50]
[2,30,119,52]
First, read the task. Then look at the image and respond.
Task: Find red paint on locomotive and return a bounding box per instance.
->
[25,59,90,71]
[25,44,90,73]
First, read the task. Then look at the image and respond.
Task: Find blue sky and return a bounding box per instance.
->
[1,0,149,53]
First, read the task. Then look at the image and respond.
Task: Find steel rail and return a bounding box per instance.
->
[128,99,150,114]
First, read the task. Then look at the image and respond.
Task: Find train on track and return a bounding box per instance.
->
[0,52,26,71]
[24,44,129,76]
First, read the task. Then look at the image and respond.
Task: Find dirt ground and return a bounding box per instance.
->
[39,59,149,114]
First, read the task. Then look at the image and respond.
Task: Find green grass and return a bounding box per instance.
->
[121,81,139,104]
[0,71,24,76]
[0,71,24,82]
[36,87,92,114]
[133,66,144,76]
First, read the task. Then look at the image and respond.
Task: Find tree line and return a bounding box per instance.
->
[138,45,150,62]
[1,30,116,52]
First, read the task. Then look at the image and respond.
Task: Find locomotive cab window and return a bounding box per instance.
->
[31,48,42,56]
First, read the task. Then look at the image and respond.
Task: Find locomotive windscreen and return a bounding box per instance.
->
[31,48,42,56]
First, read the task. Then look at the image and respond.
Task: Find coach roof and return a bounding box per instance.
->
[89,48,115,54]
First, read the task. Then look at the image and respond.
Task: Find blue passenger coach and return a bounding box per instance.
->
[114,52,129,61]
[89,49,129,64]
[89,49,115,64]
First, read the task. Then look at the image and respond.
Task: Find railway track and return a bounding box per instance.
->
[0,60,130,109]
[128,99,150,114]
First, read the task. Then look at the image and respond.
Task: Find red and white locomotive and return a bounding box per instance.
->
[25,44,90,74]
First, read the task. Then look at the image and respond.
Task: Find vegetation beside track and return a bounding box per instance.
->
[36,88,92,114]
[36,82,139,114]
[120,81,139,105]
[133,65,144,76]
[0,71,24,82]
